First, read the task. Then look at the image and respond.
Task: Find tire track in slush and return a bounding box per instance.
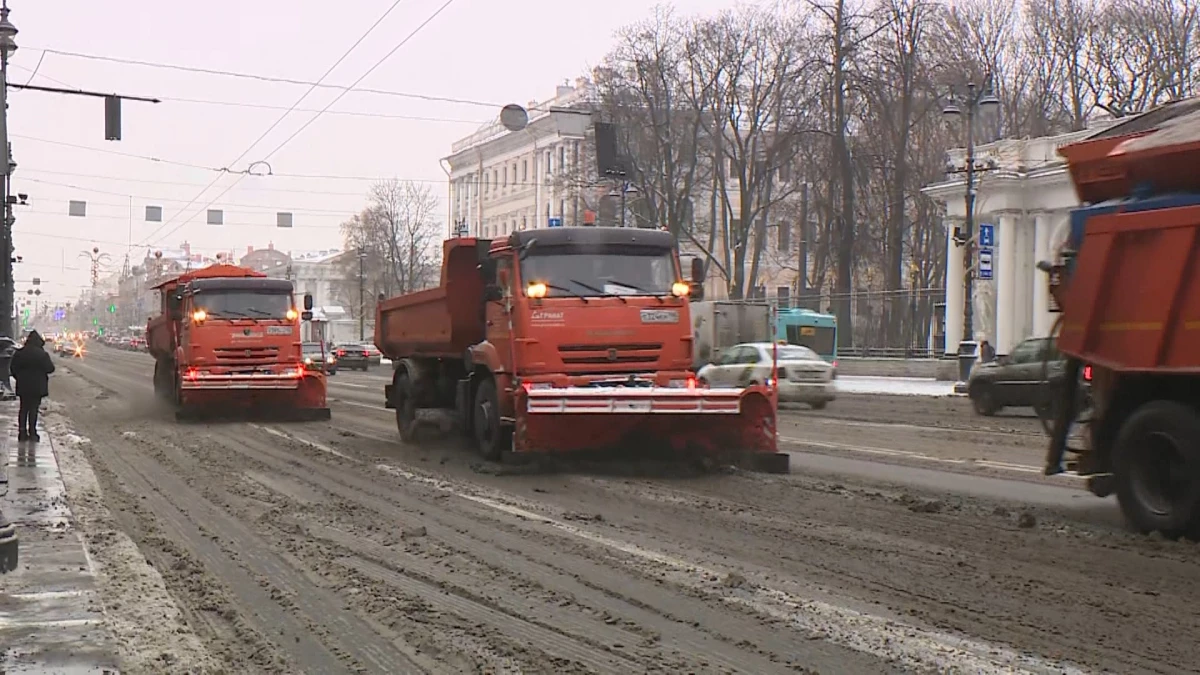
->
[217,426,823,673]
[80,420,432,673]
[217,423,1084,675]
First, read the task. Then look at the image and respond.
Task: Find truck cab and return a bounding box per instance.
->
[481,227,701,389]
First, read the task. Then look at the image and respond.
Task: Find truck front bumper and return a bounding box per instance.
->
[180,369,305,390]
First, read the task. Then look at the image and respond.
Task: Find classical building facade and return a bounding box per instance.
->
[923,120,1118,357]
[445,79,597,239]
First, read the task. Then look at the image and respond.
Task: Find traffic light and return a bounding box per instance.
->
[108,304,116,313]
[92,318,98,326]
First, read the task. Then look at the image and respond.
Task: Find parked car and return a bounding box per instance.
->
[967,336,1092,420]
[301,342,337,374]
[696,341,836,409]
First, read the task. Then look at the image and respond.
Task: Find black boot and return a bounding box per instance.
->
[0,508,17,573]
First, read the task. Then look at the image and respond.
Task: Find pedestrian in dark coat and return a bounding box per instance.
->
[10,330,54,442]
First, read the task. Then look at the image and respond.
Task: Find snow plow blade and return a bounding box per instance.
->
[517,384,785,472]
[174,372,331,423]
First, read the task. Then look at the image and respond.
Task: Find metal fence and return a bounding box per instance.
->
[707,288,947,358]
[823,288,946,358]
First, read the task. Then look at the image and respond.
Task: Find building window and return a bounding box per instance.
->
[522,159,528,182]
[502,167,508,187]
[492,170,498,190]
[558,146,566,172]
[559,199,566,218]
[546,149,553,174]
[777,286,791,309]
[513,163,518,184]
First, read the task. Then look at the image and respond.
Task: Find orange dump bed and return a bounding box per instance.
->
[374,238,491,359]
[1057,99,1200,373]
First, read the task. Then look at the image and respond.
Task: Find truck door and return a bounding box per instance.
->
[486,257,514,370]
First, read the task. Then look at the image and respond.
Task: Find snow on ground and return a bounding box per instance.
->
[836,376,961,397]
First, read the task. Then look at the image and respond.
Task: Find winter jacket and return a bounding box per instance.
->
[10,330,55,399]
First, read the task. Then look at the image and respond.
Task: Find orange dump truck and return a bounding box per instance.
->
[1045,100,1200,537]
[375,227,783,469]
[147,263,331,421]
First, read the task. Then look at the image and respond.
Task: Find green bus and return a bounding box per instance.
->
[775,307,838,364]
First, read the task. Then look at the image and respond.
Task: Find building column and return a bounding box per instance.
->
[1032,210,1055,337]
[995,211,1019,355]
[1013,212,1034,343]
[943,217,964,357]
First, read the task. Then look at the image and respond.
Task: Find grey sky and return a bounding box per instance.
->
[8,0,737,304]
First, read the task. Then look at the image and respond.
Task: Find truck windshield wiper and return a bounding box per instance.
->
[605,278,667,303]
[208,309,254,319]
[570,278,625,303]
[548,282,589,303]
[240,308,277,318]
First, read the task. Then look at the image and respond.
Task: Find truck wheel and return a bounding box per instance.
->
[393,372,418,443]
[811,401,827,410]
[473,379,510,461]
[1112,400,1200,538]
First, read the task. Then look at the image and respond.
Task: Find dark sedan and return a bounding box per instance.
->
[967,336,1091,425]
[334,344,370,371]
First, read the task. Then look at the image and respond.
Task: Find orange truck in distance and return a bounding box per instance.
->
[146,263,331,421]
[375,227,784,470]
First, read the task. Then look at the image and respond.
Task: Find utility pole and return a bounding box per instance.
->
[357,249,367,341]
[796,182,810,308]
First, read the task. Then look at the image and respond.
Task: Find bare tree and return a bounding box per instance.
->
[337,179,440,320]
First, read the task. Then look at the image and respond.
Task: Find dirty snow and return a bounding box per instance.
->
[836,376,960,397]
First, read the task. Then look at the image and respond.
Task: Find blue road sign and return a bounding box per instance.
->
[978,247,994,280]
[548,217,563,228]
[978,223,995,248]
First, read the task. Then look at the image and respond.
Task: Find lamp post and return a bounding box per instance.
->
[357,249,366,341]
[942,74,1000,388]
[0,0,17,339]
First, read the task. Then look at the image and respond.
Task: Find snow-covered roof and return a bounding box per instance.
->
[291,249,344,264]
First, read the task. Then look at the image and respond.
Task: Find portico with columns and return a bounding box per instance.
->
[923,122,1116,357]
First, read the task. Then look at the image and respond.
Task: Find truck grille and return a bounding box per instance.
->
[213,346,281,366]
[558,343,662,365]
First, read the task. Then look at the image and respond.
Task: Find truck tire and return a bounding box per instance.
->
[473,379,510,461]
[1112,400,1200,538]
[393,372,419,443]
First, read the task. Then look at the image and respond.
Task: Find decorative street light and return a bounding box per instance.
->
[942,73,1001,389]
[0,0,17,339]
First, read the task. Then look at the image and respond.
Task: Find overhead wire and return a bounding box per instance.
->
[21,47,515,111]
[139,0,411,247]
[7,64,486,124]
[22,179,364,216]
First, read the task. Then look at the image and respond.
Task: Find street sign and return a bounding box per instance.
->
[31,277,39,285]
[978,223,994,248]
[978,247,993,280]
[548,217,563,228]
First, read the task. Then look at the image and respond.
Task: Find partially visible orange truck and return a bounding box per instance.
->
[147,263,331,421]
[1043,99,1200,537]
[375,227,783,468]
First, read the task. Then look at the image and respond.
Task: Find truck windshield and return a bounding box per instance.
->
[520,247,676,297]
[196,291,292,319]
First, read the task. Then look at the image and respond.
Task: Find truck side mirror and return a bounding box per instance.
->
[167,293,183,320]
[301,310,314,321]
[303,293,314,310]
[689,283,705,301]
[690,257,705,283]
[484,284,503,302]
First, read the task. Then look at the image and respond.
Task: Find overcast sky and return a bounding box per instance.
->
[10,0,738,304]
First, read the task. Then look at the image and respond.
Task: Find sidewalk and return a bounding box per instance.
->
[0,401,120,672]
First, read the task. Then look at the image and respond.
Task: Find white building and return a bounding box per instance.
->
[444,79,598,238]
[923,120,1119,357]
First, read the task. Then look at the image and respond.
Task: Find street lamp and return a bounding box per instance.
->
[0,0,16,340]
[357,249,367,341]
[942,73,1000,389]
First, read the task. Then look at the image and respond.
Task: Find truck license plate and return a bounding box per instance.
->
[267,326,291,335]
[640,309,679,324]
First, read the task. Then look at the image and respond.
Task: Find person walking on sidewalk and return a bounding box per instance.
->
[10,329,55,442]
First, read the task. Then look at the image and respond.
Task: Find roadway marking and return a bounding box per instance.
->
[328,381,370,389]
[251,425,350,459]
[780,436,1083,480]
[329,398,386,412]
[372,463,1088,674]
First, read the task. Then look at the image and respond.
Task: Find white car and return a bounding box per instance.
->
[696,342,836,409]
